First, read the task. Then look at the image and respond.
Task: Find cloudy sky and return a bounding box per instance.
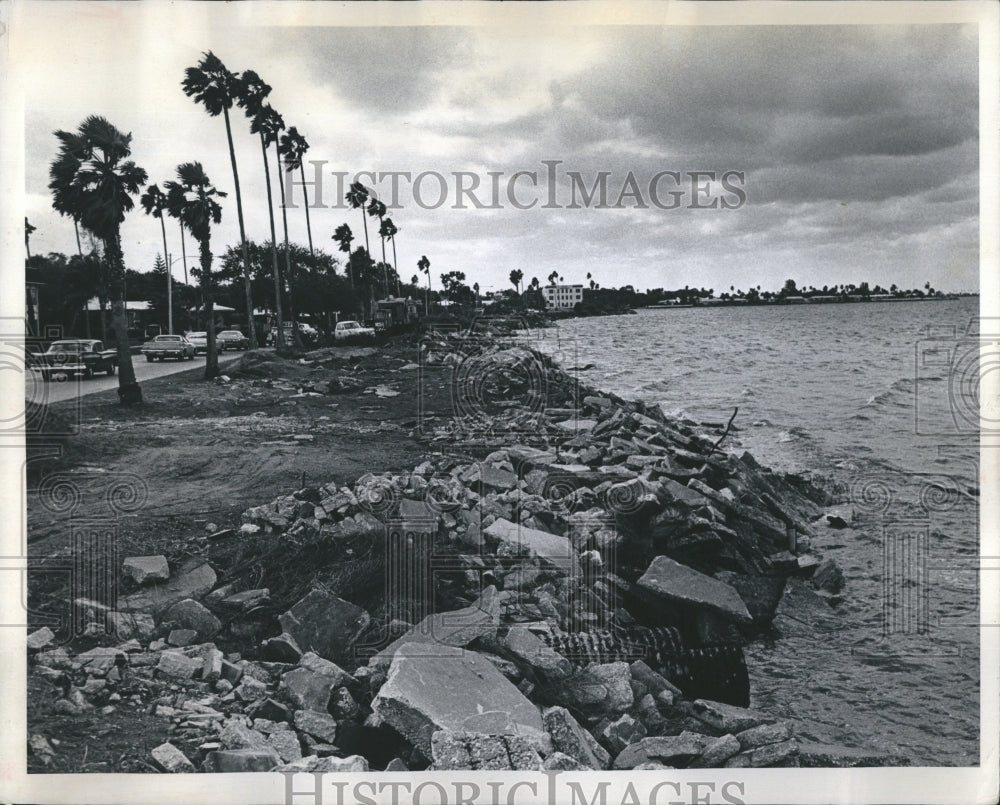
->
[12,4,981,294]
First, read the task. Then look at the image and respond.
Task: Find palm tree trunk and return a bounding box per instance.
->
[159,217,172,334]
[299,163,314,257]
[222,106,258,349]
[105,236,141,404]
[200,239,219,379]
[73,219,83,257]
[379,230,388,298]
[274,144,302,348]
[391,237,400,296]
[260,134,285,350]
[178,220,189,285]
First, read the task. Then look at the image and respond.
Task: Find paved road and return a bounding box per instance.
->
[28,351,246,405]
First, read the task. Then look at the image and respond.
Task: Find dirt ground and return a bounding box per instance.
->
[25,338,469,772]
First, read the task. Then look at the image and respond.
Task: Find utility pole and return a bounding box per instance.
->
[167,252,174,334]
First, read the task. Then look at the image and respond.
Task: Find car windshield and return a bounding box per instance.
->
[157,336,181,342]
[341,323,359,330]
[48,342,85,353]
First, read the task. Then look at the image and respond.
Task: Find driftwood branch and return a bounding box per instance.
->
[700,406,739,469]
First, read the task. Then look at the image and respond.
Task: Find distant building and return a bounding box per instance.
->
[542,284,584,310]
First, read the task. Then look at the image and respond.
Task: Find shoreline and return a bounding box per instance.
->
[25,333,911,772]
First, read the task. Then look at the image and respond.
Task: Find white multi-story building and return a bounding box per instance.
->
[542,284,584,310]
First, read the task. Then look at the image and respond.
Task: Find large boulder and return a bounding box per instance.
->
[637,556,751,625]
[555,662,633,718]
[163,598,221,640]
[371,641,548,756]
[123,555,169,585]
[278,587,370,664]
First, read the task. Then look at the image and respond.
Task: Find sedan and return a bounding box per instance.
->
[334,320,376,341]
[217,330,250,351]
[185,331,209,355]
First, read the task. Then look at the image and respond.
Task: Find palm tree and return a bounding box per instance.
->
[346,182,371,256]
[51,115,147,404]
[473,282,480,304]
[379,217,400,296]
[333,224,354,287]
[165,162,225,379]
[140,184,174,333]
[182,51,257,348]
[260,105,304,347]
[235,70,285,348]
[25,218,36,259]
[279,126,313,256]
[417,255,431,315]
[367,197,389,297]
[509,269,523,295]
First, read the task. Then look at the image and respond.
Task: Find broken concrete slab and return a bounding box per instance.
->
[370,587,500,669]
[278,587,370,664]
[691,699,773,734]
[431,730,542,771]
[26,627,56,651]
[281,653,354,713]
[371,641,548,756]
[122,558,216,615]
[637,556,752,625]
[123,555,169,585]
[293,710,338,743]
[157,650,201,680]
[203,748,280,773]
[773,578,841,636]
[484,518,576,572]
[557,662,634,718]
[696,734,741,768]
[501,626,573,680]
[612,732,709,769]
[151,742,195,773]
[542,706,611,770]
[163,598,221,640]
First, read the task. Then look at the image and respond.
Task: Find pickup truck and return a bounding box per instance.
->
[33,339,118,380]
[141,334,197,362]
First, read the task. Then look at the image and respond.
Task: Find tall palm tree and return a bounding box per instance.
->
[379,217,400,296]
[261,105,304,347]
[279,126,313,256]
[367,197,389,296]
[236,72,285,348]
[140,184,174,333]
[417,255,431,315]
[333,224,354,287]
[182,51,257,348]
[165,162,225,379]
[346,182,371,256]
[51,115,147,404]
[25,218,36,259]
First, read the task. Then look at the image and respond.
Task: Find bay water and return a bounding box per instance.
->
[529,298,982,765]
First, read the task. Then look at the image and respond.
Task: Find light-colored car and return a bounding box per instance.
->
[217,330,250,350]
[334,320,376,341]
[185,331,209,354]
[141,334,196,362]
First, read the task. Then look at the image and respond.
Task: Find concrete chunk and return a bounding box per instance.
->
[638,556,752,624]
[123,558,216,614]
[123,555,169,585]
[613,732,709,769]
[278,587,370,663]
[485,518,576,572]
[203,748,280,773]
[151,742,195,773]
[371,641,548,756]
[542,706,611,770]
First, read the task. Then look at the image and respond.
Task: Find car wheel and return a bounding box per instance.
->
[107,364,116,375]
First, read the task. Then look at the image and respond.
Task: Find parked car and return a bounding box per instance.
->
[141,334,196,362]
[268,322,319,347]
[334,320,376,341]
[217,330,250,351]
[185,331,209,354]
[33,339,117,380]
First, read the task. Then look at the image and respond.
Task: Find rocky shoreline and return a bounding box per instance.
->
[26,333,907,772]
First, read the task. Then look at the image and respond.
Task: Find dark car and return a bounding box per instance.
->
[33,339,118,380]
[217,330,250,351]
[140,334,197,361]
